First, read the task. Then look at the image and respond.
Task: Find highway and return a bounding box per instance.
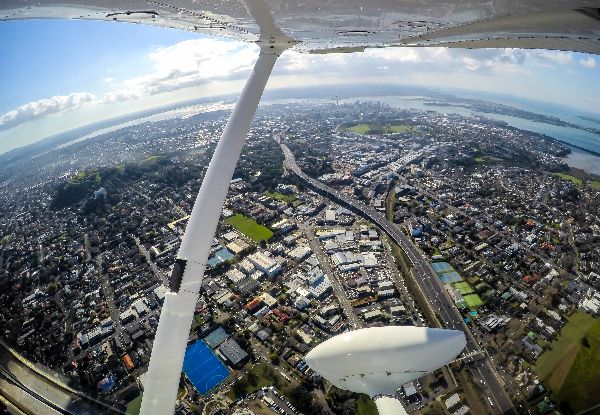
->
[0,341,122,415]
[281,143,516,415]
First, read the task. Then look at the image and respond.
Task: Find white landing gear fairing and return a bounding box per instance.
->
[305,326,467,415]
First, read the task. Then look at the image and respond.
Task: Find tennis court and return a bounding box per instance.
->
[431,262,453,273]
[432,262,464,284]
[183,340,230,395]
[438,271,462,284]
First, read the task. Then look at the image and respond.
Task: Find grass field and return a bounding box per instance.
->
[348,123,372,134]
[356,395,378,415]
[589,180,600,190]
[463,293,484,308]
[347,123,418,135]
[454,281,474,295]
[225,214,273,243]
[126,395,142,415]
[264,191,296,203]
[227,364,293,401]
[474,156,503,164]
[535,311,600,413]
[552,172,583,186]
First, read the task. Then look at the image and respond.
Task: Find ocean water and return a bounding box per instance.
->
[562,148,600,175]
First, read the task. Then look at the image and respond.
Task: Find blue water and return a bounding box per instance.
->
[183,340,230,395]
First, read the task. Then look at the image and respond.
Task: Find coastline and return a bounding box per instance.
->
[561,147,600,177]
[539,133,600,157]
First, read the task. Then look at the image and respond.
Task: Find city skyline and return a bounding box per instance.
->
[1,18,600,154]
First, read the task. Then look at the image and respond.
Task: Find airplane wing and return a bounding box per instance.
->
[1,1,600,54]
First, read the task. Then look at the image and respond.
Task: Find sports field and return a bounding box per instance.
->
[432,262,453,273]
[183,340,230,395]
[438,271,462,284]
[126,395,142,415]
[463,294,484,308]
[225,213,273,243]
[432,262,464,285]
[535,311,600,413]
[454,281,474,295]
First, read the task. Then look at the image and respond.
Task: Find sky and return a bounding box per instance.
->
[1,19,600,154]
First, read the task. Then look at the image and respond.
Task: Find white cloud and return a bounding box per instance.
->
[3,38,597,138]
[459,50,527,74]
[0,92,96,131]
[533,50,573,64]
[102,38,258,101]
[580,56,596,68]
[462,56,481,71]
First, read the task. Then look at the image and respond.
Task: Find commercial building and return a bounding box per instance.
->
[247,251,282,278]
[218,338,250,368]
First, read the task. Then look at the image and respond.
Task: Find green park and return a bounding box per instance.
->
[225,213,273,243]
[535,311,600,413]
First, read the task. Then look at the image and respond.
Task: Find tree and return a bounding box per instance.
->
[268,352,280,365]
[581,336,591,348]
[232,380,247,398]
[247,371,258,387]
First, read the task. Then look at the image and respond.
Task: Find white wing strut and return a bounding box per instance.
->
[139,3,291,412]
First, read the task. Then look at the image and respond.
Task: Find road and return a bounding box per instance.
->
[300,222,363,330]
[133,235,170,287]
[97,254,125,349]
[281,143,516,415]
[0,342,121,415]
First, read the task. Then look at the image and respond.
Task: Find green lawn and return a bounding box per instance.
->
[536,312,595,378]
[347,123,371,134]
[552,172,583,186]
[589,180,600,190]
[463,293,483,308]
[454,281,475,295]
[356,395,378,415]
[535,311,600,413]
[126,395,143,415]
[225,213,273,243]
[347,123,418,135]
[264,191,296,203]
[227,363,292,400]
[383,124,416,134]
